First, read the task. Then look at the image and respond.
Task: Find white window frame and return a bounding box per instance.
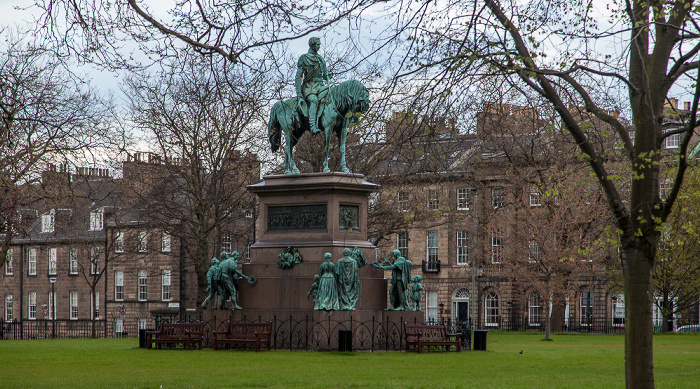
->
[161,231,171,253]
[89,209,103,231]
[451,288,470,323]
[138,270,147,301]
[90,247,100,275]
[115,271,124,301]
[529,190,541,207]
[28,248,37,276]
[528,241,541,263]
[70,292,78,320]
[427,189,439,211]
[397,232,408,258]
[5,248,13,275]
[41,210,55,233]
[245,242,251,263]
[28,292,36,320]
[457,188,472,210]
[221,231,231,253]
[137,230,147,253]
[48,248,57,275]
[426,291,438,323]
[426,230,438,263]
[114,231,124,253]
[397,191,409,212]
[138,318,148,330]
[115,318,124,335]
[528,293,542,326]
[485,292,499,326]
[612,293,625,327]
[665,127,681,149]
[4,295,13,322]
[91,292,100,320]
[456,230,468,265]
[162,270,171,301]
[491,229,503,264]
[492,187,505,208]
[69,247,79,275]
[580,290,593,326]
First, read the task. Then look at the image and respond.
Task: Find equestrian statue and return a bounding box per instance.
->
[268,37,370,174]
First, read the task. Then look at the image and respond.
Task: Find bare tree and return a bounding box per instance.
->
[0,36,115,274]
[380,1,700,386]
[123,54,265,296]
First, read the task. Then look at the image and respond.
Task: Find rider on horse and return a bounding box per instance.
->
[296,37,332,135]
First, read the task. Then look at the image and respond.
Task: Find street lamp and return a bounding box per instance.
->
[49,277,57,338]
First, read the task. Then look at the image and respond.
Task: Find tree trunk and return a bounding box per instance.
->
[622,246,655,389]
[543,295,552,340]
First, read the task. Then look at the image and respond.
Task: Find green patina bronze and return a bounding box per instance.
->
[268,37,370,174]
[215,251,257,310]
[372,249,412,311]
[336,248,360,310]
[410,275,423,311]
[277,246,303,269]
[315,253,340,310]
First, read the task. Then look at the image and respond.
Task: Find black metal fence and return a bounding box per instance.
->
[0,316,472,351]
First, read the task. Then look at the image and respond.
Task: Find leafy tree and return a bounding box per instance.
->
[386,1,700,386]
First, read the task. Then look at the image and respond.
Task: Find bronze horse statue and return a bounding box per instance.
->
[268,79,370,174]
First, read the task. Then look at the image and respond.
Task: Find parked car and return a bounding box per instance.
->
[675,325,700,333]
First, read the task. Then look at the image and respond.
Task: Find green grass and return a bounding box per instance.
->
[1,332,699,388]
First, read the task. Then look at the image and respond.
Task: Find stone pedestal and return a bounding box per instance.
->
[229,172,421,324]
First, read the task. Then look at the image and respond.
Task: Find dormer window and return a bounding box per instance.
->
[89,208,104,231]
[41,210,55,233]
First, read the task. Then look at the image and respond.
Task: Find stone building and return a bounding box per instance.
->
[1,151,259,337]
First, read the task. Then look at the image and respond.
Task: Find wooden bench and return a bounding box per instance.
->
[213,321,272,351]
[404,322,462,353]
[146,322,204,350]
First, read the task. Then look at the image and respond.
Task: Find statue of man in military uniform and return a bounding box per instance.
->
[296,37,332,135]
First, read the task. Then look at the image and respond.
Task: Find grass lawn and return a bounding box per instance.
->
[1,332,698,388]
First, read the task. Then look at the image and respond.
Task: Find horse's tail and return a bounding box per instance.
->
[268,101,283,152]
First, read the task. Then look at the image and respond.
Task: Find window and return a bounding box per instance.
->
[69,248,79,275]
[48,292,56,320]
[138,270,147,301]
[426,291,438,323]
[115,271,124,301]
[162,270,171,301]
[221,231,231,253]
[528,241,541,263]
[89,209,103,231]
[70,292,78,320]
[245,242,252,263]
[491,229,503,264]
[5,248,13,275]
[28,248,37,276]
[528,293,542,326]
[114,231,124,253]
[452,288,470,323]
[91,292,100,320]
[612,293,625,326]
[529,190,541,207]
[397,191,409,212]
[138,318,148,330]
[397,232,408,258]
[90,247,100,275]
[245,209,253,218]
[137,230,147,253]
[368,192,379,213]
[427,230,438,263]
[457,188,473,210]
[456,230,468,265]
[115,318,124,336]
[4,295,12,322]
[41,210,55,233]
[665,127,681,149]
[580,290,593,326]
[485,292,499,326]
[492,187,505,208]
[427,189,439,211]
[48,248,57,275]
[28,292,37,320]
[161,231,171,252]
